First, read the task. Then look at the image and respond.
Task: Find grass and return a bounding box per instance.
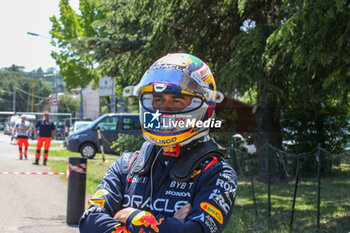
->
[27,142,63,148]
[49,149,81,157]
[47,147,350,233]
[48,142,64,147]
[48,159,116,195]
[224,167,350,233]
[45,147,118,194]
[28,148,81,157]
[29,147,118,159]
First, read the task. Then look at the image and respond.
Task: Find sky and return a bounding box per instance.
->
[0,0,79,72]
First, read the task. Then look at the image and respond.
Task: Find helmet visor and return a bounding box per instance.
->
[124,68,224,103]
[141,68,204,93]
[141,92,203,113]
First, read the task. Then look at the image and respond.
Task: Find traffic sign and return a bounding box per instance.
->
[51,98,58,106]
[51,105,58,113]
[99,77,115,96]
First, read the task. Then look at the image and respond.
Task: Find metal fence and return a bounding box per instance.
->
[229,138,350,232]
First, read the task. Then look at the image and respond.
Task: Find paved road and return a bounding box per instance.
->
[0,133,79,233]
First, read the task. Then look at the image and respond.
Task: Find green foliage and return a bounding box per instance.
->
[264,0,350,157]
[50,0,350,175]
[0,69,52,112]
[58,94,80,113]
[50,0,106,89]
[221,24,279,96]
[112,133,145,155]
[3,64,25,72]
[50,0,245,88]
[238,89,257,105]
[226,1,350,162]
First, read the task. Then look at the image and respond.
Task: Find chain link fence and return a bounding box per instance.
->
[227,137,350,232]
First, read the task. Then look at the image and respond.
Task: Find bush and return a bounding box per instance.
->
[112,133,145,155]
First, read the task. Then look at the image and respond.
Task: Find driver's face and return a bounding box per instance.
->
[152,93,192,112]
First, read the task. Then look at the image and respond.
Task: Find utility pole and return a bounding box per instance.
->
[12,86,16,113]
[79,88,83,120]
[111,95,115,113]
[27,72,35,112]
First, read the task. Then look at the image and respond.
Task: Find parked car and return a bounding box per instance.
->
[63,117,92,137]
[64,117,92,129]
[69,121,92,135]
[67,113,141,159]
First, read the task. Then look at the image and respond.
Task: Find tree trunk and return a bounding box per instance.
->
[254,99,285,181]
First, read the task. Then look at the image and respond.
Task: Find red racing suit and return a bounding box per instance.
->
[79,140,237,233]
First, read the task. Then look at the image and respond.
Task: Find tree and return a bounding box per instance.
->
[50,0,245,89]
[218,0,290,178]
[58,94,80,113]
[50,0,288,178]
[4,64,25,72]
[50,0,107,89]
[50,0,350,177]
[0,69,52,112]
[264,0,350,172]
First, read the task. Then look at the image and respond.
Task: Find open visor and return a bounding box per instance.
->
[123,68,224,103]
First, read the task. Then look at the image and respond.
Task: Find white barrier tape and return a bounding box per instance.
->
[0,171,65,175]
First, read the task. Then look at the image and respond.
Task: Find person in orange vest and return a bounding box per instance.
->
[15,115,30,160]
[33,111,56,166]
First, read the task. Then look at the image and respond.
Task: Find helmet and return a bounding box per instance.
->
[123,53,224,147]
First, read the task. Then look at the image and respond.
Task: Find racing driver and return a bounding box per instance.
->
[79,53,237,233]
